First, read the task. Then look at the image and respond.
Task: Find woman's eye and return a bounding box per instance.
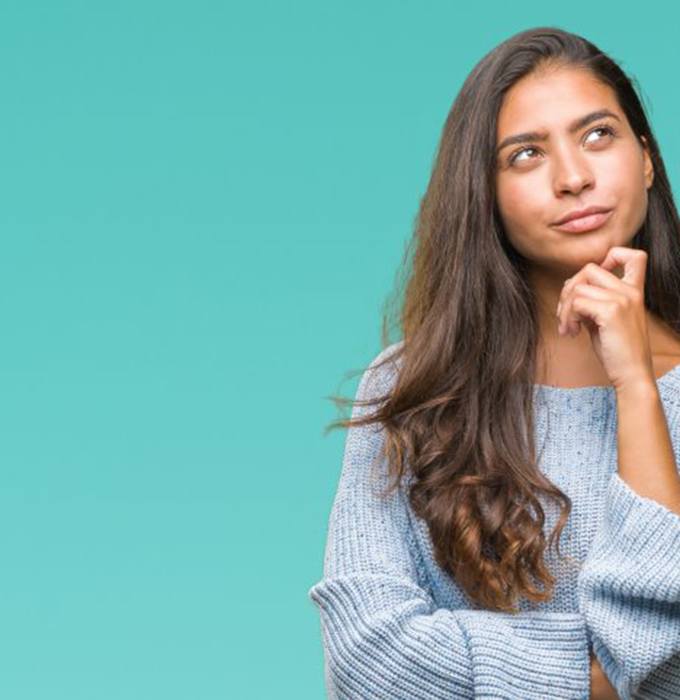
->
[509,147,538,165]
[507,125,616,166]
[585,126,615,144]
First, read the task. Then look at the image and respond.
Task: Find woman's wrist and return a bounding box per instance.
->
[590,653,620,700]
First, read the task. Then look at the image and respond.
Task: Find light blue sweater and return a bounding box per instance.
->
[308,342,680,699]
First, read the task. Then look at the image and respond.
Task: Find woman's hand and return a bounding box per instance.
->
[590,652,620,700]
[556,247,655,391]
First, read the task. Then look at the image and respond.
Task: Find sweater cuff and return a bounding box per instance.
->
[579,472,680,700]
[455,610,590,699]
[601,472,680,567]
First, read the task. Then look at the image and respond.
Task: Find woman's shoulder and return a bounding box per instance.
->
[362,341,404,389]
[370,340,404,365]
[649,314,680,387]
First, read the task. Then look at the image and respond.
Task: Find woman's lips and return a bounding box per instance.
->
[552,209,613,233]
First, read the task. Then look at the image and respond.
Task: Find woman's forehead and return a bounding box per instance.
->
[497,70,619,134]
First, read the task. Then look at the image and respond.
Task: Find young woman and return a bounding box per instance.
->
[308,26,680,700]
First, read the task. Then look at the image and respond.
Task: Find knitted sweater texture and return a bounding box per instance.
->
[308,342,680,699]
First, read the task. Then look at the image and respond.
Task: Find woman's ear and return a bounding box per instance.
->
[640,135,654,189]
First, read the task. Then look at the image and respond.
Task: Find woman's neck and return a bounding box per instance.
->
[535,308,680,387]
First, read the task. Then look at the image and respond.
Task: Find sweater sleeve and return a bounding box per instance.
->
[576,469,680,700]
[308,347,591,699]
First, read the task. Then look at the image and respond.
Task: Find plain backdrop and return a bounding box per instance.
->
[1,1,679,698]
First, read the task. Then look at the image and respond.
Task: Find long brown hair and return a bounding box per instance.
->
[325,26,680,613]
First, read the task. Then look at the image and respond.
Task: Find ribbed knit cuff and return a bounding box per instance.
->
[578,472,680,700]
[599,472,680,582]
[454,610,590,699]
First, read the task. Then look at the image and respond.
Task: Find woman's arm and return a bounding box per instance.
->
[590,653,620,700]
[576,379,680,699]
[308,347,592,699]
[615,379,680,515]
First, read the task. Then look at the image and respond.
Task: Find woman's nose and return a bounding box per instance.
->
[552,151,595,194]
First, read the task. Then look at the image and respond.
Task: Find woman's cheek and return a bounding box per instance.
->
[506,182,541,228]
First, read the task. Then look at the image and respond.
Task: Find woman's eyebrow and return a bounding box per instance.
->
[496,108,622,154]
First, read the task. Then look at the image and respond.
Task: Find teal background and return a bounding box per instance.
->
[0,1,678,698]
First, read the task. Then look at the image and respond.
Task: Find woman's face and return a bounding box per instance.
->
[494,66,654,277]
